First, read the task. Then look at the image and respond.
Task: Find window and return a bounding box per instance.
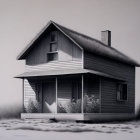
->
[117,83,127,101]
[50,43,57,52]
[51,31,57,42]
[47,31,58,62]
[47,52,58,61]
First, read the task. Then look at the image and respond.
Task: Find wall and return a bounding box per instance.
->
[84,51,135,113]
[25,27,82,71]
[57,77,82,105]
[24,79,37,112]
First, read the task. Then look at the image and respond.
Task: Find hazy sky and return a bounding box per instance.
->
[0,0,140,110]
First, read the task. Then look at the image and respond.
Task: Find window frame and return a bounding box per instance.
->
[116,82,128,101]
[50,31,58,43]
[47,31,58,62]
[47,51,58,62]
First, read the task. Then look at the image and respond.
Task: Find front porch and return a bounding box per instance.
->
[17,69,133,121]
[23,74,100,115]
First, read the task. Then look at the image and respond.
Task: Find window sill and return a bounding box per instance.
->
[50,41,57,44]
[117,99,128,102]
[47,51,58,54]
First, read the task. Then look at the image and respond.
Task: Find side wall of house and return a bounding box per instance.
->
[84,51,135,113]
[25,29,82,71]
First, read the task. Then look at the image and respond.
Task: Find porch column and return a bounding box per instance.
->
[82,75,84,113]
[99,77,101,113]
[56,77,58,114]
[22,78,24,113]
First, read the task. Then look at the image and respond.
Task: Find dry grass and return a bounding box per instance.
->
[0,103,22,119]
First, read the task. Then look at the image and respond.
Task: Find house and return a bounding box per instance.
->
[16,20,140,121]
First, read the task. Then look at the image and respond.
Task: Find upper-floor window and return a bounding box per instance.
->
[47,31,58,62]
[117,83,127,101]
[51,31,57,42]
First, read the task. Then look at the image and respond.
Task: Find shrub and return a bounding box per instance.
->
[26,99,41,113]
[83,95,99,113]
[57,102,67,113]
[58,99,81,113]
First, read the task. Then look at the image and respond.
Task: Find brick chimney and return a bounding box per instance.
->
[101,30,111,47]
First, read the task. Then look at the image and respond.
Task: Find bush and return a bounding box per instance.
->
[58,99,81,113]
[26,99,41,113]
[0,103,22,119]
[83,95,99,113]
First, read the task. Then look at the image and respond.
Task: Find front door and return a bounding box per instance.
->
[42,82,56,113]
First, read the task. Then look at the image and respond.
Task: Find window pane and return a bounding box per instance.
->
[117,83,127,101]
[51,31,57,42]
[47,53,58,61]
[123,84,127,100]
[50,43,57,52]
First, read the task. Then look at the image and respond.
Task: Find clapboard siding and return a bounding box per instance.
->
[101,78,134,113]
[25,60,82,71]
[84,51,135,113]
[84,51,135,80]
[58,82,72,100]
[57,77,82,100]
[24,79,36,109]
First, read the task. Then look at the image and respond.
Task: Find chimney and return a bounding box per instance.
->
[101,30,111,47]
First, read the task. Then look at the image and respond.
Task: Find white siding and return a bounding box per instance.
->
[25,60,82,72]
[24,79,36,109]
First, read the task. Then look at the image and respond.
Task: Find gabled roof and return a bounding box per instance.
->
[17,20,140,66]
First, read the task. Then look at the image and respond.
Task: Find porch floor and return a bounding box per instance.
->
[21,113,135,122]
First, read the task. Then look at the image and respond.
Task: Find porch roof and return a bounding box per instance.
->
[15,69,125,81]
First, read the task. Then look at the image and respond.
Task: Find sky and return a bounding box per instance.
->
[0,0,140,110]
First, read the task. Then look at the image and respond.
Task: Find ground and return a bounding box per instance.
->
[0,119,140,140]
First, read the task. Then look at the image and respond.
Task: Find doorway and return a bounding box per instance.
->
[42,81,56,113]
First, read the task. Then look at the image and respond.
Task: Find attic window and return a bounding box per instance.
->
[47,31,58,62]
[47,52,58,61]
[117,83,127,101]
[51,31,57,42]
[50,43,57,52]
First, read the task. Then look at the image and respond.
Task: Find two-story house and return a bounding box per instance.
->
[16,21,140,121]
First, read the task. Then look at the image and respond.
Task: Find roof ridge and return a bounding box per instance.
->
[53,21,110,47]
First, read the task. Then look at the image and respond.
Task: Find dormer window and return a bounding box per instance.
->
[47,31,58,62]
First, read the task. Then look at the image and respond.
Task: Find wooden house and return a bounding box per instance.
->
[16,21,140,121]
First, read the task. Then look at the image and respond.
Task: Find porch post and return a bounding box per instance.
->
[56,77,58,114]
[99,77,101,113]
[22,78,24,113]
[82,75,84,113]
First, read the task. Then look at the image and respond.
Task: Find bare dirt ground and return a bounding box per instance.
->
[0,119,140,140]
